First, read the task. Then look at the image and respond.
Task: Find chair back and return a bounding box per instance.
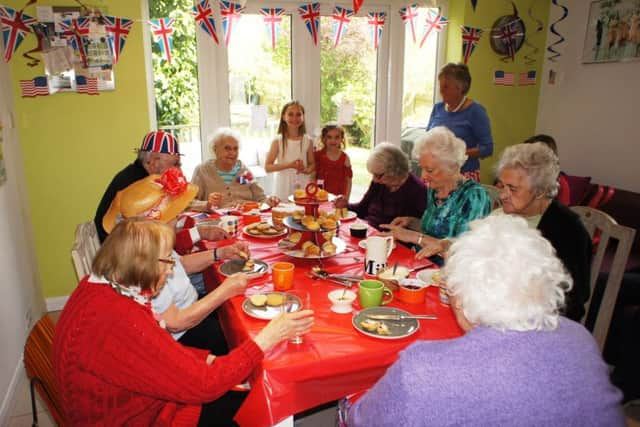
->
[24,314,66,425]
[71,221,100,280]
[571,206,636,352]
[481,184,502,210]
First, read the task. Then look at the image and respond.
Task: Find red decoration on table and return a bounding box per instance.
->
[155,167,188,196]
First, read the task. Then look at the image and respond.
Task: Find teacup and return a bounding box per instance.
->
[397,281,427,304]
[219,215,240,236]
[328,289,357,313]
[349,223,367,238]
[358,280,393,308]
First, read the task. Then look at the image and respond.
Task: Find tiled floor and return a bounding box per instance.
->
[7,368,55,427]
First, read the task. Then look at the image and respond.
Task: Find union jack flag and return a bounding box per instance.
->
[419,10,447,48]
[498,21,518,61]
[59,18,91,65]
[20,76,49,97]
[76,75,99,95]
[332,6,353,48]
[192,0,219,45]
[519,70,537,86]
[141,130,180,155]
[149,18,175,63]
[260,8,285,49]
[461,25,483,64]
[367,11,385,49]
[103,16,133,64]
[399,4,419,44]
[297,3,320,46]
[219,1,245,46]
[0,6,37,63]
[493,70,514,86]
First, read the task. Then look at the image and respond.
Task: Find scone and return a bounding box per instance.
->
[294,189,307,200]
[360,319,380,332]
[249,294,267,307]
[322,241,336,255]
[266,293,285,306]
[288,232,302,243]
[303,242,320,257]
[376,323,391,335]
[242,260,255,272]
[316,189,329,201]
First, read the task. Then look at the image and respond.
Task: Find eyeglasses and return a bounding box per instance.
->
[372,171,385,179]
[158,256,176,269]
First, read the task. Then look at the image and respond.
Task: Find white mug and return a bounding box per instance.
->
[219,215,239,237]
[364,236,394,275]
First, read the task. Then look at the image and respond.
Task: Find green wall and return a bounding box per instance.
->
[6,0,150,297]
[446,0,550,183]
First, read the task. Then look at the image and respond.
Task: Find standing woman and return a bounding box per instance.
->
[427,63,493,181]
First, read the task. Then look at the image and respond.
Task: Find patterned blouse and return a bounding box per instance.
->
[420,179,490,239]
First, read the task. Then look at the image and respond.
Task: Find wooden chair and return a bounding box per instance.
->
[71,221,100,280]
[24,314,66,426]
[571,206,636,352]
[481,184,502,210]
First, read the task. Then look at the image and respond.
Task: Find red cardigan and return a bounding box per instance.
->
[54,278,263,426]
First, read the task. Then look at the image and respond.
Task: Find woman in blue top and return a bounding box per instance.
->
[427,63,493,181]
[381,127,490,260]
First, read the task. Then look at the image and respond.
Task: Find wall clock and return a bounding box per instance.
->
[490,15,526,58]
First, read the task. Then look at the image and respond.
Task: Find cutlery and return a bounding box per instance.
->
[307,272,352,288]
[366,314,438,321]
[408,264,432,273]
[392,261,398,275]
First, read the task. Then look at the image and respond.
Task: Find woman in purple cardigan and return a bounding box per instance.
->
[346,215,624,427]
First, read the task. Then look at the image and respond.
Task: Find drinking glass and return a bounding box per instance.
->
[282,289,310,344]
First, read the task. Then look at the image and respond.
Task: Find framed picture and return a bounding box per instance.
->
[582,0,640,64]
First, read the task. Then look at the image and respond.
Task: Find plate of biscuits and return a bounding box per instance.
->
[352,307,420,340]
[242,292,302,320]
[219,259,269,276]
[243,221,287,238]
[280,237,347,259]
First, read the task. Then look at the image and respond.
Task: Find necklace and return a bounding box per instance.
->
[445,96,467,113]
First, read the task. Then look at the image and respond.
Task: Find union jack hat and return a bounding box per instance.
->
[139,130,181,155]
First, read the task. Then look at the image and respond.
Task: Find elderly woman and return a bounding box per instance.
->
[54,218,314,425]
[381,126,490,259]
[191,127,279,210]
[347,216,624,426]
[334,143,426,229]
[495,142,591,321]
[427,63,493,181]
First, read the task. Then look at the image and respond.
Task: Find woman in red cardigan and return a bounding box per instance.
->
[53,218,314,426]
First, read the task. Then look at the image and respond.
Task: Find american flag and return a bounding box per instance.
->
[399,4,419,44]
[149,18,175,63]
[192,0,219,45]
[219,1,245,46]
[20,76,49,97]
[298,3,320,46]
[0,6,37,62]
[59,18,91,65]
[493,70,514,86]
[103,16,133,64]
[461,25,483,64]
[419,10,447,48]
[498,21,518,61]
[367,11,385,49]
[260,8,285,49]
[332,6,353,48]
[76,75,99,95]
[519,70,537,86]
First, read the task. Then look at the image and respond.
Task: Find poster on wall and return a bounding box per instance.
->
[582,0,640,63]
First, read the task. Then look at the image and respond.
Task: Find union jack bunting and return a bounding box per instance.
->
[297,3,320,45]
[353,0,364,14]
[20,76,49,97]
[419,10,447,48]
[498,21,518,61]
[149,18,175,63]
[59,18,91,65]
[76,75,99,95]
[140,130,180,155]
[493,70,514,86]
[192,0,219,45]
[332,6,353,48]
[260,7,285,49]
[399,4,419,44]
[461,25,483,64]
[219,1,245,46]
[0,6,37,62]
[519,70,536,86]
[367,11,385,49]
[103,16,133,64]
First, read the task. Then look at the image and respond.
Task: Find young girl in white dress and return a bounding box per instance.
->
[265,101,315,199]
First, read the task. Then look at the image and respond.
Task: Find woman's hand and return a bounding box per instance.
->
[266,195,280,207]
[334,196,348,209]
[218,272,257,299]
[197,224,229,241]
[415,237,448,260]
[379,223,416,243]
[207,192,223,209]
[217,242,250,260]
[253,310,315,352]
[389,217,411,228]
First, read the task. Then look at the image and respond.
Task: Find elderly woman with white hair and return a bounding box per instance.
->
[191,127,279,210]
[381,126,490,259]
[495,142,591,321]
[347,216,624,427]
[334,142,427,229]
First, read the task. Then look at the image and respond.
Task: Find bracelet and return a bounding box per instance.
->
[213,247,219,262]
[417,234,423,246]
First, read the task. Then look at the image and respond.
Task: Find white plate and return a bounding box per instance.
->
[358,240,396,251]
[242,292,302,320]
[340,211,357,221]
[416,269,440,286]
[280,237,347,259]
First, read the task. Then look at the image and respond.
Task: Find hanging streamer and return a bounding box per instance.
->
[461,25,483,64]
[192,0,219,45]
[523,1,544,65]
[367,11,385,49]
[332,6,354,48]
[260,8,285,49]
[419,10,447,48]
[149,18,175,63]
[298,3,320,45]
[219,1,245,46]
[399,4,419,44]
[470,0,478,11]
[103,16,133,64]
[547,0,568,62]
[353,0,364,14]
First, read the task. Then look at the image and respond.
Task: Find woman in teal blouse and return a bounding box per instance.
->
[380,126,490,260]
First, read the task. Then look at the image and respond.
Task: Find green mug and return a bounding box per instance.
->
[359,280,393,308]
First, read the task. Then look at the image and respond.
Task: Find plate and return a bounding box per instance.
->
[416,269,440,286]
[358,240,397,251]
[339,211,357,221]
[280,237,347,259]
[287,194,337,204]
[219,259,269,276]
[352,307,420,340]
[242,222,287,239]
[242,292,302,320]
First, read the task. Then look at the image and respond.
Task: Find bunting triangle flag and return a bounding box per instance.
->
[59,17,91,65]
[367,11,385,49]
[419,10,447,48]
[219,1,245,46]
[353,0,364,14]
[399,4,419,44]
[0,6,37,62]
[332,6,354,48]
[103,16,133,64]
[297,3,320,45]
[192,0,219,45]
[461,25,483,64]
[149,18,175,63]
[260,8,285,49]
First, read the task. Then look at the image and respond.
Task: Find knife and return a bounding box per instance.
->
[366,314,438,320]
[408,264,433,273]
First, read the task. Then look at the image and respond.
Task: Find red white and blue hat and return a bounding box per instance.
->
[139,130,181,155]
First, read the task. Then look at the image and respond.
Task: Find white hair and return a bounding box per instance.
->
[496,142,560,198]
[413,126,468,172]
[444,215,572,332]
[208,127,241,156]
[366,142,409,178]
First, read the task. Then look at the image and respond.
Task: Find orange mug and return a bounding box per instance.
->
[272,262,295,291]
[397,284,427,304]
[242,201,260,212]
[243,213,261,224]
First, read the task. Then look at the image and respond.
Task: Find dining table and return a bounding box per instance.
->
[195,208,464,427]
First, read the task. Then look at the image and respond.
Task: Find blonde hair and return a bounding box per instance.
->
[277,101,307,153]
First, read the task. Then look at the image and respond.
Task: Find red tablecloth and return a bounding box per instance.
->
[202,213,463,427]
